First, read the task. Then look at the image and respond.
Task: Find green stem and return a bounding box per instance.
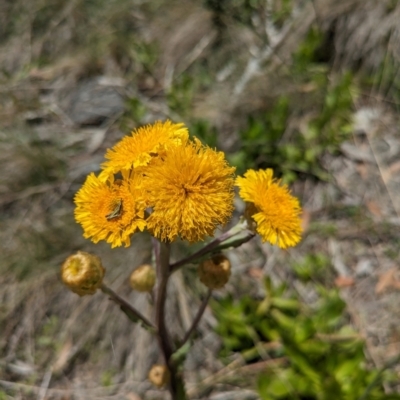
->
[170,218,255,273]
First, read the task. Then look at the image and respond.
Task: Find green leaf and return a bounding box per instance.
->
[171,341,191,367]
[270,309,297,331]
[258,373,291,398]
[271,297,299,312]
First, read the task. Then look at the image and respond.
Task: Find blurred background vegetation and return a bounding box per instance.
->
[1,0,400,399]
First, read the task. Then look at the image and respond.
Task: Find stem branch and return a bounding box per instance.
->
[170,219,255,273]
[100,283,156,332]
[180,289,212,348]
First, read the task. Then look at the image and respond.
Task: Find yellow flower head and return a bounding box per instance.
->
[145,138,236,243]
[236,169,302,249]
[74,172,147,248]
[100,120,188,180]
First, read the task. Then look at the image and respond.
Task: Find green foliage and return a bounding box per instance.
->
[271,0,293,27]
[167,74,196,117]
[386,0,400,12]
[227,26,354,183]
[37,316,59,348]
[362,53,400,108]
[292,27,324,74]
[292,253,330,283]
[204,0,265,27]
[101,369,116,387]
[229,70,353,183]
[205,0,293,30]
[31,0,69,37]
[227,96,290,177]
[133,41,159,71]
[167,66,212,117]
[120,97,148,131]
[190,119,219,148]
[212,278,400,399]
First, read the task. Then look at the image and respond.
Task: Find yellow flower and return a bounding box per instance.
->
[100,120,188,180]
[236,169,302,248]
[145,138,235,243]
[74,172,147,248]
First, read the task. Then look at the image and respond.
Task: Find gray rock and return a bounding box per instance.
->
[65,77,125,126]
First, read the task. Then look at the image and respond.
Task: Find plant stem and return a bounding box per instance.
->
[100,283,156,332]
[180,289,212,348]
[154,240,187,400]
[155,241,173,361]
[170,219,255,273]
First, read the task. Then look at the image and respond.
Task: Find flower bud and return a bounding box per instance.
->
[244,202,258,232]
[148,364,170,388]
[129,264,156,292]
[61,251,105,296]
[198,254,231,289]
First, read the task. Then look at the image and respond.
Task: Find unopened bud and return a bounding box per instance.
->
[198,254,231,289]
[148,364,170,388]
[129,264,156,292]
[61,251,105,296]
[244,202,258,232]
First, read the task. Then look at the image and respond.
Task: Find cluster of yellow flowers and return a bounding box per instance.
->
[74,120,302,249]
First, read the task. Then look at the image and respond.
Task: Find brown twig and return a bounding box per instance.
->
[100,284,156,332]
[187,357,287,397]
[180,289,212,348]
